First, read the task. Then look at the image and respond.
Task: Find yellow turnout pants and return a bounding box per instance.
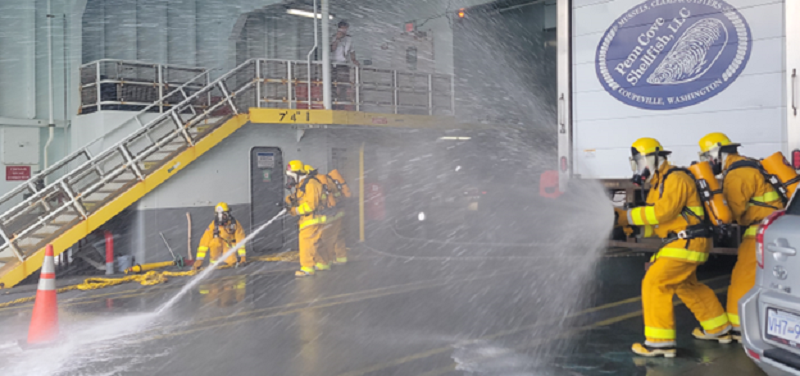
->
[727,236,757,329]
[643,239,728,345]
[330,217,346,260]
[319,223,336,265]
[299,225,324,269]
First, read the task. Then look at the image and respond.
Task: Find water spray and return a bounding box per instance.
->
[156,209,287,314]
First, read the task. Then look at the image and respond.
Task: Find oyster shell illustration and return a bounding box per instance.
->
[647,18,728,85]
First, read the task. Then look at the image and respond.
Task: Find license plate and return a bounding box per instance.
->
[766,308,800,348]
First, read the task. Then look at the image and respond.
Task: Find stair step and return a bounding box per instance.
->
[91,171,138,195]
[139,142,186,169]
[27,225,62,239]
[82,201,101,212]
[0,247,18,262]
[143,154,171,164]
[158,141,186,152]
[97,181,128,193]
[114,171,137,181]
[17,237,43,249]
[0,257,15,267]
[82,191,112,203]
[53,210,79,221]
[190,125,211,134]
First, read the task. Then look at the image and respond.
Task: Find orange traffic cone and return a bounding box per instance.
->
[27,245,59,344]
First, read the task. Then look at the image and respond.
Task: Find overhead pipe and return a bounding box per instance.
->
[321,0,331,109]
[45,0,55,180]
[306,0,319,109]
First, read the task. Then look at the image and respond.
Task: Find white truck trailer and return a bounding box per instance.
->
[557,0,800,190]
[555,0,800,252]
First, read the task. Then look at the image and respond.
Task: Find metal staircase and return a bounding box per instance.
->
[0,58,455,288]
[0,59,263,288]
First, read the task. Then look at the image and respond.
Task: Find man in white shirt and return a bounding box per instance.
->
[331,20,359,108]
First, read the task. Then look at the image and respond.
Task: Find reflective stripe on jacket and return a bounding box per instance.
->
[627,163,706,239]
[290,175,326,229]
[627,163,710,263]
[723,154,783,234]
[197,220,247,257]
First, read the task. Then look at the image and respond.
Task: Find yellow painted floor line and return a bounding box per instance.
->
[576,274,730,316]
[130,268,525,343]
[412,286,731,376]
[154,268,520,333]
[337,281,730,376]
[0,266,298,314]
[416,364,456,376]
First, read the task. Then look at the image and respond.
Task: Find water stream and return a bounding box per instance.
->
[155,208,287,314]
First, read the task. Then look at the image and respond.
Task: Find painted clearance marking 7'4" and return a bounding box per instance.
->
[249,108,334,124]
[279,111,311,123]
[248,108,465,129]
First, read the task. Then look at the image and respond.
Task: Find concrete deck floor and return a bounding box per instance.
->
[0,229,765,376]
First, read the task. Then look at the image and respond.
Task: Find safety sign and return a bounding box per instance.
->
[6,166,31,181]
[257,152,275,169]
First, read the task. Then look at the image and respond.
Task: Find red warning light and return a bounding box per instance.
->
[792,149,800,170]
[457,8,466,18]
[560,157,569,172]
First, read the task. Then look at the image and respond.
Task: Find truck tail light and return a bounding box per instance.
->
[560,157,569,172]
[756,210,786,268]
[793,149,800,170]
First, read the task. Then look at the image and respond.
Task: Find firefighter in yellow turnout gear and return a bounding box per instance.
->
[286,161,328,277]
[327,169,350,264]
[626,138,731,358]
[698,132,784,341]
[304,165,336,268]
[193,203,247,269]
[306,165,348,265]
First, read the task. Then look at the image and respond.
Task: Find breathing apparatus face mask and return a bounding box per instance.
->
[699,147,723,175]
[629,154,653,186]
[216,208,230,225]
[286,170,300,184]
[285,175,297,190]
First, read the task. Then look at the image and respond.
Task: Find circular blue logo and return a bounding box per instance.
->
[595,0,751,110]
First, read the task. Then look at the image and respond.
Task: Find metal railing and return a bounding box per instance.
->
[79,59,208,113]
[0,58,455,264]
[0,68,214,217]
[259,60,454,116]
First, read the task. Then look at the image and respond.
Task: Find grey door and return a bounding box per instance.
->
[250,147,284,253]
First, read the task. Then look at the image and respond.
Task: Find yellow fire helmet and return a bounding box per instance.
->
[304,165,316,173]
[631,137,671,157]
[215,202,230,213]
[698,132,741,153]
[287,160,305,173]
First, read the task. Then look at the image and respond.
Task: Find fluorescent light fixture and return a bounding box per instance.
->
[287,8,334,19]
[439,136,471,141]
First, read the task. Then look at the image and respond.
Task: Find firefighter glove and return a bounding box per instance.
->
[623,226,641,239]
